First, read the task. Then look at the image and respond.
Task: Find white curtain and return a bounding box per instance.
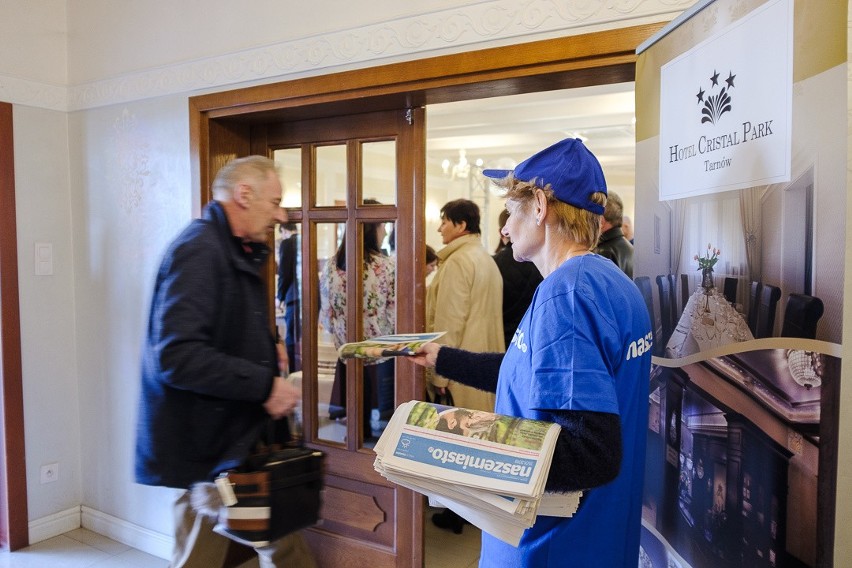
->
[739,186,764,283]
[678,192,749,293]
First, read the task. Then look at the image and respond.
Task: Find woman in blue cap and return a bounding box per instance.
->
[410,138,653,567]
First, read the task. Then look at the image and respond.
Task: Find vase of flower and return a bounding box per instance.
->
[701,267,714,291]
[695,244,720,294]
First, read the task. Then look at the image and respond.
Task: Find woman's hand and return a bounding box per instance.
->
[408,342,442,368]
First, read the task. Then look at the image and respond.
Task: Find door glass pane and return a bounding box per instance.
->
[316,222,346,443]
[316,144,347,207]
[362,140,396,206]
[363,220,397,445]
[273,148,302,208]
[315,219,398,445]
[275,221,302,375]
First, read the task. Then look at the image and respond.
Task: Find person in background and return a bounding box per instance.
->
[425,244,438,278]
[426,198,504,533]
[493,208,543,349]
[410,138,652,567]
[621,214,634,244]
[319,200,395,438]
[135,156,316,567]
[276,221,300,373]
[593,190,634,278]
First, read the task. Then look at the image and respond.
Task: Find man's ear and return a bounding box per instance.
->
[234,183,253,208]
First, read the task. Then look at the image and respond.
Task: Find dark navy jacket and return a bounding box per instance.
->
[135,202,278,489]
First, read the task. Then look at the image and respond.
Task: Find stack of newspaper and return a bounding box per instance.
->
[374,400,581,546]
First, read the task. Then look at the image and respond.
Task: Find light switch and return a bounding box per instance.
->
[35,242,53,276]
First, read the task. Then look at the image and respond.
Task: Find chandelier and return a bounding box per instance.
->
[441,149,483,180]
[786,349,823,389]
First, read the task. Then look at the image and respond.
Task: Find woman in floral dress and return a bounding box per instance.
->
[320,201,395,439]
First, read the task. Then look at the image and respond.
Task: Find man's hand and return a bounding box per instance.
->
[263,376,300,420]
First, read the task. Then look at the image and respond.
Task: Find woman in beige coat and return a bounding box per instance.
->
[426,198,504,415]
[425,198,504,533]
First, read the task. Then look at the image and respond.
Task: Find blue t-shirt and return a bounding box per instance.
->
[482,254,652,568]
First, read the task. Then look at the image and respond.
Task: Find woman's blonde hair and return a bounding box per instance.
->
[505,179,605,249]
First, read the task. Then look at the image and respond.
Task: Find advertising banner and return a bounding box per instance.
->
[634,1,846,566]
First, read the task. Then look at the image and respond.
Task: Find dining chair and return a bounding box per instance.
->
[753,283,781,339]
[655,275,675,347]
[667,274,680,320]
[746,281,762,335]
[680,274,690,312]
[723,277,738,305]
[780,293,824,339]
[634,276,659,354]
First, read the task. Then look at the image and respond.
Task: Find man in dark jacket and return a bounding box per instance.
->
[276,222,300,372]
[594,190,634,278]
[135,156,315,567]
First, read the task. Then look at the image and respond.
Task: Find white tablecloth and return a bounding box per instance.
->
[665,287,753,358]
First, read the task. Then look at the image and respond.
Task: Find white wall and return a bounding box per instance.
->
[67,95,192,545]
[12,105,80,522]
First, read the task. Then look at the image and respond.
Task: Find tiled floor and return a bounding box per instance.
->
[0,511,480,567]
[0,528,167,567]
[424,506,482,568]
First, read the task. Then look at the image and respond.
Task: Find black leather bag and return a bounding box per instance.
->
[215,421,325,547]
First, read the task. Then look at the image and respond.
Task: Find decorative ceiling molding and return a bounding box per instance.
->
[2,0,693,112]
[0,75,66,112]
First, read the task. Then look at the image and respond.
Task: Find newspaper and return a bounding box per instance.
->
[337,332,446,360]
[373,400,581,546]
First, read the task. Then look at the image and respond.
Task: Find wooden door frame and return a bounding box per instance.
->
[0,101,29,551]
[188,23,664,567]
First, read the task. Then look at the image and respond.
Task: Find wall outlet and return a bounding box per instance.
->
[40,462,59,484]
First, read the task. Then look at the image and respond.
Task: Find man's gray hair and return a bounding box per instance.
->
[211,155,278,201]
[602,190,624,227]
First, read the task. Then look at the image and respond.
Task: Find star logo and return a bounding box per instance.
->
[697,69,736,125]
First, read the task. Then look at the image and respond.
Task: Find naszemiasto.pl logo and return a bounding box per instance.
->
[668,68,775,171]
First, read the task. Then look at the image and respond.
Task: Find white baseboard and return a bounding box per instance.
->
[29,507,81,544]
[81,506,172,560]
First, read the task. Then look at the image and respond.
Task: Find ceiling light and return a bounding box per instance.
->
[786,349,822,389]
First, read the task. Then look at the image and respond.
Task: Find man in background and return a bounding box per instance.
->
[277,221,300,373]
[622,214,634,244]
[594,190,634,278]
[135,156,315,567]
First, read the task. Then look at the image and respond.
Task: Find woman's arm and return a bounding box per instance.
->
[409,345,503,393]
[434,347,502,393]
[544,410,622,492]
[410,347,622,490]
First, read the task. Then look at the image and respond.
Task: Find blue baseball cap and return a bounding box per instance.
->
[482,138,607,215]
